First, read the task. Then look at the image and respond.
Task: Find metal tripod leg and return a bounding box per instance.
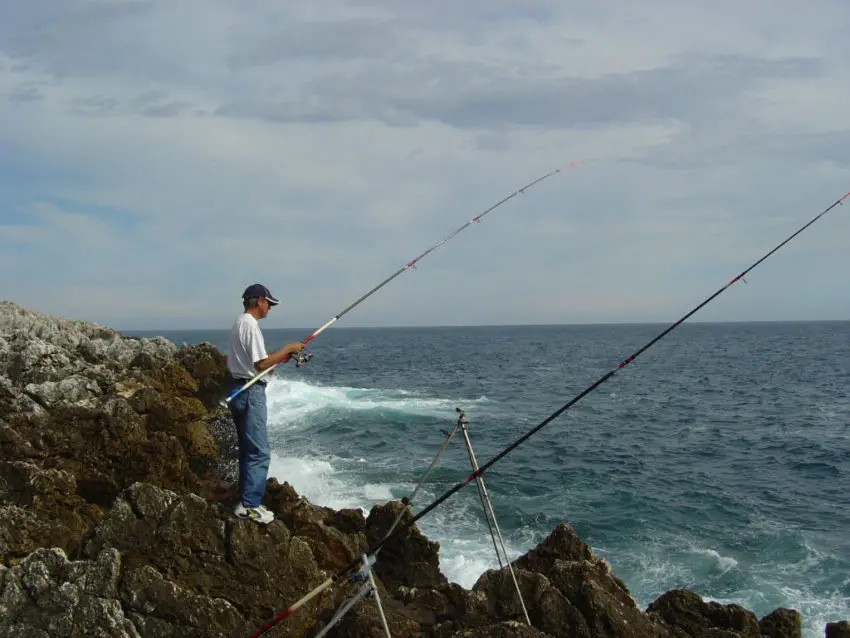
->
[363,553,392,638]
[458,411,531,626]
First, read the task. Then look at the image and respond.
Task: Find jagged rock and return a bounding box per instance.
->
[647,589,761,637]
[266,478,367,572]
[463,524,670,638]
[83,482,331,637]
[366,500,448,592]
[325,506,368,535]
[827,621,850,638]
[0,461,101,564]
[0,417,39,459]
[448,620,554,637]
[0,301,176,388]
[121,564,244,637]
[307,580,424,638]
[24,375,102,409]
[175,343,228,409]
[0,547,140,637]
[469,568,590,637]
[759,608,802,638]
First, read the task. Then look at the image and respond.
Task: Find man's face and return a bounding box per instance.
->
[257,297,272,319]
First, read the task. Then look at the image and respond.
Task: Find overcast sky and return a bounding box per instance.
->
[1,0,848,330]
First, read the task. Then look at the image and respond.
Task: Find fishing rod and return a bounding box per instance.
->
[225,159,589,404]
[248,190,848,636]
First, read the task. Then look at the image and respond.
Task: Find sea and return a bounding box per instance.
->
[124,322,849,637]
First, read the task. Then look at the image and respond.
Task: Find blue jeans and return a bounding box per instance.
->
[228,382,270,508]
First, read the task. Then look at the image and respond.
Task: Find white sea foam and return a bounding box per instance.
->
[262,376,529,589]
[267,444,528,589]
[265,376,486,428]
[689,546,739,575]
[267,453,404,513]
[419,502,532,589]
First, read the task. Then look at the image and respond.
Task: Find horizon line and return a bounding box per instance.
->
[117,318,850,332]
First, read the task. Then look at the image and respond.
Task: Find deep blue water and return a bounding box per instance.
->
[125,322,850,636]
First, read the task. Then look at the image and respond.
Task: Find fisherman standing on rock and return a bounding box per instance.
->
[226,283,303,525]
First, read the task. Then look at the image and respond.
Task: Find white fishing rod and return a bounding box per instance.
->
[225,159,589,404]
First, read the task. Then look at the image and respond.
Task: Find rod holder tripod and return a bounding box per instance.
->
[455,408,531,626]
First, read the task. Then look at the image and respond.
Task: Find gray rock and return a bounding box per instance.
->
[0,300,175,395]
[24,375,102,409]
[0,547,140,638]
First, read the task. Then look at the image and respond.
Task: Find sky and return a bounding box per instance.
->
[1,0,849,330]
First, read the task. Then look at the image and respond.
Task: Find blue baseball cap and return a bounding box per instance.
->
[242,283,279,306]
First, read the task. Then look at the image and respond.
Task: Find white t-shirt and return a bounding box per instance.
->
[226,313,269,380]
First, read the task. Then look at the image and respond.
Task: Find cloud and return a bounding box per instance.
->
[219,52,821,131]
[6,85,43,103]
[1,0,849,329]
[227,18,410,69]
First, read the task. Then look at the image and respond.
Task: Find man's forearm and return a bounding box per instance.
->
[253,346,295,372]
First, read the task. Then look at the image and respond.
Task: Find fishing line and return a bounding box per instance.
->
[225,159,590,404]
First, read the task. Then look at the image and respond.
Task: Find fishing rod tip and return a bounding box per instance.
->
[557,158,593,171]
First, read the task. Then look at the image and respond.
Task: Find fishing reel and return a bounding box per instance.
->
[290,347,314,368]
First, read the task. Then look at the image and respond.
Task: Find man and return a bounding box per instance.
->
[226,283,303,525]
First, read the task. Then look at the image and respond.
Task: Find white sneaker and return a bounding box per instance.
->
[234,503,274,525]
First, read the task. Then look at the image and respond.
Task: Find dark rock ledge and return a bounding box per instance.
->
[1,300,845,637]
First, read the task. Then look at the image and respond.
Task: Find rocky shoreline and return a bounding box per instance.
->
[0,300,847,638]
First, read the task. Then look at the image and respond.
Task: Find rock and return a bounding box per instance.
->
[183,420,219,460]
[469,568,590,637]
[759,608,802,638]
[83,482,331,637]
[121,565,244,636]
[647,589,761,636]
[23,375,102,409]
[325,507,368,535]
[365,500,448,592]
[307,581,423,638]
[0,461,101,564]
[0,547,140,637]
[175,344,228,410]
[2,300,846,638]
[447,620,555,637]
[266,478,366,572]
[826,620,850,638]
[461,524,671,638]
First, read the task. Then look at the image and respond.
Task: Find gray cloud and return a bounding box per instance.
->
[629,129,850,171]
[228,18,407,69]
[0,1,156,79]
[69,90,190,118]
[216,53,821,132]
[70,95,120,117]
[127,90,190,117]
[1,1,823,136]
[7,85,44,103]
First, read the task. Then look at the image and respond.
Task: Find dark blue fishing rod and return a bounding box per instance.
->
[249,189,848,636]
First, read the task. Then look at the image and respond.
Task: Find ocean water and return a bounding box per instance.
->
[125,322,850,637]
